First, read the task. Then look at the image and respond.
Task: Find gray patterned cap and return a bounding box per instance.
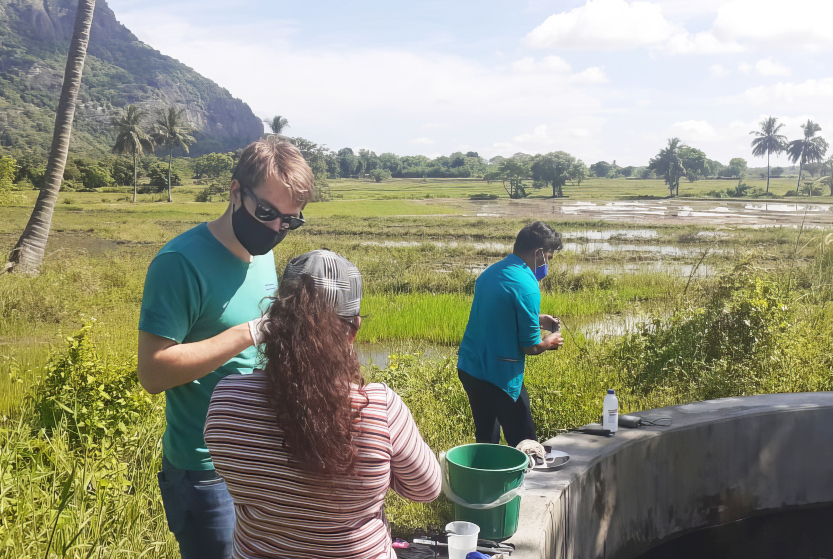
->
[282,249,362,319]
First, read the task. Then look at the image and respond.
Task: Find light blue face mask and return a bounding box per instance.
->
[533,249,548,281]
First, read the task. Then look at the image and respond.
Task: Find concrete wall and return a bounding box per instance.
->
[506,392,833,559]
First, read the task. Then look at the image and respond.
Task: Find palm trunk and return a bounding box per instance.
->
[132,149,137,203]
[766,151,770,195]
[167,146,173,202]
[797,145,805,195]
[4,0,97,275]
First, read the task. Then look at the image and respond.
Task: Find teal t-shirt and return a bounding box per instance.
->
[457,254,541,400]
[139,222,278,470]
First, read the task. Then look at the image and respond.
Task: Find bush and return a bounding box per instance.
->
[194,152,235,178]
[79,164,114,190]
[0,155,16,203]
[148,165,181,191]
[469,193,498,200]
[31,322,155,445]
[370,169,391,183]
[610,263,790,400]
[195,173,230,202]
[110,158,134,186]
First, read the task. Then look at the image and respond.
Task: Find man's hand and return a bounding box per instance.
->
[516,439,547,465]
[137,324,255,394]
[540,314,560,332]
[542,331,564,351]
[522,331,564,355]
[247,316,269,346]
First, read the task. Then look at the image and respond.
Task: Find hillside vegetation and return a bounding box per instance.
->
[0,0,262,163]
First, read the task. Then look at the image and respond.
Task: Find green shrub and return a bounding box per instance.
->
[0,155,16,203]
[610,263,790,400]
[195,172,230,202]
[371,168,391,183]
[31,322,154,445]
[148,165,181,190]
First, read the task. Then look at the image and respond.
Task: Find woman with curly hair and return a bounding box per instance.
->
[204,249,441,559]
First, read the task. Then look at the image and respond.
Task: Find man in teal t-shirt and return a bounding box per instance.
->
[457,221,564,447]
[138,138,313,559]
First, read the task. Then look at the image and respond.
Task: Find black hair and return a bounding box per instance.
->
[513,221,562,254]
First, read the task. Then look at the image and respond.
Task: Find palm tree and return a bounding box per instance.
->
[264,115,289,135]
[4,0,97,275]
[786,120,829,197]
[112,105,154,203]
[822,156,833,197]
[648,138,686,197]
[152,107,195,202]
[750,116,786,195]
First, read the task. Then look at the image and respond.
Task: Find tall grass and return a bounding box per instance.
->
[2,201,831,552]
[1,400,175,558]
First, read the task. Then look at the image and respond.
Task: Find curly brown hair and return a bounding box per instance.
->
[261,274,366,475]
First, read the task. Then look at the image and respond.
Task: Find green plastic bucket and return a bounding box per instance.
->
[443,443,530,540]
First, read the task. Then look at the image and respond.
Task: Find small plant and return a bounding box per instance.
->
[610,263,791,400]
[62,197,75,204]
[195,172,231,202]
[31,320,155,445]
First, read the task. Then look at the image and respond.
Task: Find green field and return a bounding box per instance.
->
[323,176,832,200]
[1,184,832,557]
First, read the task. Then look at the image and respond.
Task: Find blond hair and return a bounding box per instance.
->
[231,138,314,205]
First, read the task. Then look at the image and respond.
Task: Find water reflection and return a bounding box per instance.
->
[356,343,452,369]
[360,239,714,258]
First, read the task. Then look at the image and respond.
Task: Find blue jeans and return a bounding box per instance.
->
[158,456,235,559]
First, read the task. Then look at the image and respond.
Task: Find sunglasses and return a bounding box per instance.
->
[241,188,305,230]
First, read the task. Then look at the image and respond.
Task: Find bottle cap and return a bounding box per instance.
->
[607,389,615,394]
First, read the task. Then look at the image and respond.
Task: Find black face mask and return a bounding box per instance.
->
[231,200,288,256]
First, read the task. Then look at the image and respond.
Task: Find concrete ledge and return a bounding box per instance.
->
[506,392,833,559]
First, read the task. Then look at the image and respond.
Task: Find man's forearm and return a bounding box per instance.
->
[522,331,563,356]
[523,339,553,356]
[138,325,253,394]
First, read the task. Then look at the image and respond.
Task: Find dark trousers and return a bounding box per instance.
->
[458,369,537,447]
[158,456,235,559]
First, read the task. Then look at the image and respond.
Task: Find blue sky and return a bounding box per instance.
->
[106,0,833,166]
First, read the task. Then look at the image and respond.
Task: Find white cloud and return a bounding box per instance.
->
[514,124,551,143]
[709,64,729,77]
[671,120,718,142]
[738,78,833,106]
[512,55,572,74]
[740,59,790,76]
[712,0,833,49]
[526,0,675,50]
[411,137,436,145]
[570,66,610,85]
[754,58,790,76]
[570,128,592,138]
[526,0,744,55]
[663,31,744,55]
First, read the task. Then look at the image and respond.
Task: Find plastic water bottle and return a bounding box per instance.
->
[603,389,619,434]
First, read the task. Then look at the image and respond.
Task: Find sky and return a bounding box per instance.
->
[104,0,833,167]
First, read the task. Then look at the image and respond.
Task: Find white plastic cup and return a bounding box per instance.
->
[446,521,479,559]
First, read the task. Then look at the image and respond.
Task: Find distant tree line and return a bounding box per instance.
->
[5,111,833,203]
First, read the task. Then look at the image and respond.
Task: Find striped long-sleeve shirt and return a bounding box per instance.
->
[204,372,441,559]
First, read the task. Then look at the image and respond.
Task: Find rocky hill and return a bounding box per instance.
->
[0,0,264,162]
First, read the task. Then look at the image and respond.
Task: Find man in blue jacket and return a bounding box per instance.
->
[457,221,563,446]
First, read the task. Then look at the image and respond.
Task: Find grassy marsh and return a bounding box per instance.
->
[1,188,832,555]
